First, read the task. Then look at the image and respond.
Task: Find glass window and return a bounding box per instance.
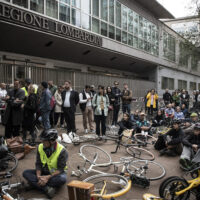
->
[72,0,81,8]
[59,3,70,23]
[82,0,91,14]
[116,28,121,42]
[162,77,174,90]
[128,9,133,33]
[139,16,143,38]
[133,36,138,48]
[122,31,127,44]
[190,82,197,90]
[116,1,121,28]
[143,19,147,40]
[101,0,108,21]
[179,42,189,67]
[82,13,91,30]
[178,80,187,90]
[93,0,99,17]
[30,0,44,14]
[147,23,151,41]
[13,0,28,8]
[169,78,174,90]
[101,21,107,36]
[139,39,143,50]
[60,0,70,4]
[71,8,81,27]
[122,6,127,30]
[92,17,100,33]
[198,83,200,90]
[46,0,58,19]
[133,13,138,36]
[109,0,114,24]
[109,25,115,39]
[128,34,133,46]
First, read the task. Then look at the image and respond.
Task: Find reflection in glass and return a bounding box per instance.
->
[13,0,28,8]
[92,17,100,33]
[139,16,143,38]
[139,39,144,50]
[82,0,91,14]
[101,22,108,36]
[133,36,138,48]
[59,3,70,23]
[109,0,114,24]
[82,13,91,30]
[72,0,81,8]
[128,9,133,33]
[116,1,121,28]
[93,0,99,17]
[122,31,127,44]
[101,0,108,21]
[46,0,58,19]
[128,34,133,46]
[72,8,81,27]
[109,25,115,39]
[30,0,44,14]
[60,0,70,4]
[133,13,138,36]
[116,28,121,42]
[122,6,127,30]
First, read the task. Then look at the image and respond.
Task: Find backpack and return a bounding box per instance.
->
[154,135,166,151]
[50,96,56,110]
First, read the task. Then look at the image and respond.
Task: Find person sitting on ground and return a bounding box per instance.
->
[165,104,175,119]
[23,129,68,198]
[183,112,199,135]
[130,109,140,122]
[174,106,185,120]
[118,113,136,139]
[181,103,189,118]
[158,120,183,157]
[180,123,200,170]
[136,112,151,133]
[152,110,165,127]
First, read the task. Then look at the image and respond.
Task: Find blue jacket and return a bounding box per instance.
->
[40,89,52,112]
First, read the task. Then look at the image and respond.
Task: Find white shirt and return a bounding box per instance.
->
[79,91,92,107]
[0,89,7,98]
[64,89,72,108]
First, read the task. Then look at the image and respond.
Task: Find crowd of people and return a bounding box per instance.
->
[1,78,200,198]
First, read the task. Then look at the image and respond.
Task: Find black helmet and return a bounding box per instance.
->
[25,78,32,84]
[39,129,58,141]
[194,123,200,130]
[172,119,181,125]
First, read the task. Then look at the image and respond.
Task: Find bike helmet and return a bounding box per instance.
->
[172,119,181,125]
[25,78,32,84]
[39,129,58,141]
[190,112,198,117]
[194,123,200,130]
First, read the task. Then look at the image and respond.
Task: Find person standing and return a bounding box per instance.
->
[61,81,79,134]
[163,89,172,106]
[3,79,25,138]
[146,89,158,115]
[112,81,122,127]
[21,78,32,98]
[180,90,190,109]
[39,82,52,130]
[92,85,109,138]
[79,85,94,134]
[122,83,132,114]
[54,86,64,128]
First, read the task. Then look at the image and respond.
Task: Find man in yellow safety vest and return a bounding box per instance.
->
[23,129,68,198]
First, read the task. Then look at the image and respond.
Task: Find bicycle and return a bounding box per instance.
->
[159,164,200,200]
[134,131,157,147]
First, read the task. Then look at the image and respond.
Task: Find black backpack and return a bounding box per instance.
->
[154,135,166,151]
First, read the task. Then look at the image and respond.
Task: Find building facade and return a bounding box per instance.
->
[0,0,199,96]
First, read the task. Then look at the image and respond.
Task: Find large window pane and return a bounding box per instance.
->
[82,13,91,30]
[109,0,114,24]
[128,34,133,46]
[59,3,70,23]
[101,0,108,21]
[46,0,58,19]
[139,16,143,38]
[128,9,133,33]
[122,31,127,44]
[72,0,81,8]
[93,0,99,17]
[101,21,107,36]
[60,0,70,4]
[30,0,44,14]
[92,17,100,33]
[72,8,81,27]
[147,23,152,41]
[109,25,115,39]
[116,28,121,42]
[13,0,28,8]
[133,36,138,48]
[82,0,91,14]
[122,6,127,30]
[133,13,138,36]
[116,1,121,28]
[143,19,147,40]
[139,39,144,50]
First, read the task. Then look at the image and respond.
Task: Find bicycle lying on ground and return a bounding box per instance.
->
[69,144,166,199]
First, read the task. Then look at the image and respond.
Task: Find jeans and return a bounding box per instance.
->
[41,111,51,130]
[122,104,131,114]
[95,111,106,136]
[112,105,120,125]
[63,107,76,133]
[23,169,67,191]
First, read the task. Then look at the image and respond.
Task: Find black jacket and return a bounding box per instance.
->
[111,87,122,106]
[163,92,172,102]
[118,120,136,131]
[182,134,200,148]
[165,128,183,145]
[61,90,79,112]
[107,92,115,105]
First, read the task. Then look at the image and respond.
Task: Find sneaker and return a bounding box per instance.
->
[165,149,177,157]
[159,148,167,156]
[90,129,95,134]
[44,186,55,198]
[85,129,88,134]
[180,158,190,170]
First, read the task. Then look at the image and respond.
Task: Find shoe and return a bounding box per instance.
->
[61,125,65,128]
[44,186,55,198]
[24,183,34,191]
[85,129,88,134]
[90,129,95,134]
[159,148,167,156]
[98,136,102,141]
[165,149,177,157]
[180,158,190,170]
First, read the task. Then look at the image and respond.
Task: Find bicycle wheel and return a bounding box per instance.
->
[134,133,157,146]
[80,144,112,166]
[0,153,18,175]
[127,160,166,181]
[83,174,131,199]
[126,146,155,161]
[159,177,190,200]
